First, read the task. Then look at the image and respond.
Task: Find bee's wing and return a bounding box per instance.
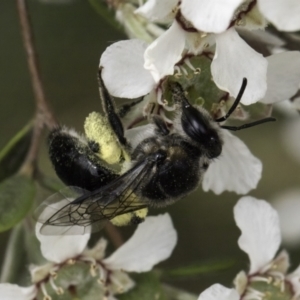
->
[35,158,153,235]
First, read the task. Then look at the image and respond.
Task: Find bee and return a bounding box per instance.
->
[35,68,275,235]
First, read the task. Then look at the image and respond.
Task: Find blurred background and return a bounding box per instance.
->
[1,0,300,295]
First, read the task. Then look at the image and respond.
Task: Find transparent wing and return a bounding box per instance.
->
[35,158,154,235]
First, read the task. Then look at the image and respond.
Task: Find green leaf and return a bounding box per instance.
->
[0,122,33,182]
[163,285,198,300]
[88,0,123,33]
[119,272,167,300]
[164,259,235,278]
[0,174,35,232]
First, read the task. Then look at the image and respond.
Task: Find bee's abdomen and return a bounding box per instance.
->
[48,128,118,191]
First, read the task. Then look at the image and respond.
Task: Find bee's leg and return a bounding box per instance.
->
[98,68,127,147]
[48,127,118,191]
[151,115,170,136]
[118,98,144,119]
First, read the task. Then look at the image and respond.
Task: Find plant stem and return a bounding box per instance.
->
[16,0,58,176]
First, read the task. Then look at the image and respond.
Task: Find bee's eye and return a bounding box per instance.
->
[207,136,222,158]
[181,105,209,140]
[181,105,222,158]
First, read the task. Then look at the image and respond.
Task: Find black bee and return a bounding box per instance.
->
[35,69,275,234]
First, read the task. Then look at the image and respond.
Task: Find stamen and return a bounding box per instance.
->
[156,90,176,111]
[159,108,173,124]
[243,286,265,300]
[194,68,201,75]
[90,263,98,277]
[184,58,195,71]
[49,276,64,295]
[174,66,182,78]
[98,265,107,284]
[41,282,52,300]
[180,66,188,76]
[67,259,76,265]
[250,275,272,284]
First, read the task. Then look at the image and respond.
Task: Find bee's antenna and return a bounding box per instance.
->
[214,77,276,131]
[221,117,276,131]
[215,78,247,123]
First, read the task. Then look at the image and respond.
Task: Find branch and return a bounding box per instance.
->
[16,0,58,176]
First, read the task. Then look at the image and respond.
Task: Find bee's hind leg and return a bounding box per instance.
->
[83,68,131,164]
[48,127,118,191]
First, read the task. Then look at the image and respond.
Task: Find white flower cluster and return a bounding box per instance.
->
[99,0,300,196]
[199,196,300,300]
[0,214,177,300]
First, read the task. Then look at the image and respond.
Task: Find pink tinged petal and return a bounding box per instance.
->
[258,0,300,31]
[234,197,281,274]
[135,0,178,23]
[35,222,90,263]
[100,40,155,98]
[261,51,300,104]
[103,214,177,272]
[198,284,239,300]
[0,284,37,300]
[211,28,268,105]
[202,131,262,195]
[181,0,244,33]
[144,21,185,82]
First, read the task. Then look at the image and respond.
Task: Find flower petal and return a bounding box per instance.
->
[103,213,177,272]
[287,264,300,298]
[0,284,36,300]
[198,284,239,300]
[258,0,300,31]
[273,189,300,248]
[202,130,262,195]
[261,51,300,104]
[211,28,268,105]
[36,221,90,263]
[181,0,244,33]
[135,0,178,23]
[144,21,185,82]
[100,40,155,98]
[234,196,281,274]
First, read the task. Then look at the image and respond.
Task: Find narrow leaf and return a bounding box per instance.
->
[165,259,235,278]
[0,175,35,232]
[0,122,33,182]
[88,0,123,33]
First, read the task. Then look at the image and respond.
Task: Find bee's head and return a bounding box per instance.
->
[180,102,222,159]
[169,81,222,159]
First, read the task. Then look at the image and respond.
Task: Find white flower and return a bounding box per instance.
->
[0,284,37,300]
[260,51,300,105]
[101,39,263,195]
[198,283,239,300]
[35,221,91,264]
[1,214,177,300]
[103,214,177,272]
[234,196,281,275]
[136,0,269,105]
[199,196,300,300]
[202,131,262,195]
